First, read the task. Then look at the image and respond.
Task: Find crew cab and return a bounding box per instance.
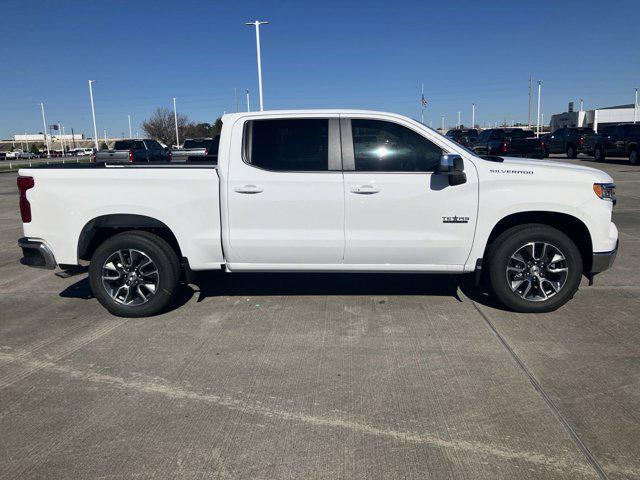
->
[16,110,618,317]
[544,127,593,159]
[95,139,171,163]
[581,123,640,164]
[473,128,545,159]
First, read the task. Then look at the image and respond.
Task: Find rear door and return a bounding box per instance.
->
[547,128,565,153]
[341,116,478,268]
[225,116,345,266]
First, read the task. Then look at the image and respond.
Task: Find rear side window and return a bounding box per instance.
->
[351,119,442,172]
[144,140,162,149]
[244,119,328,171]
[183,139,209,148]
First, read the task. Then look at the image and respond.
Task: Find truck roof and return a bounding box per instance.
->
[221,109,414,122]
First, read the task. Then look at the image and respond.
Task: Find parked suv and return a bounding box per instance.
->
[544,127,593,159]
[582,124,640,164]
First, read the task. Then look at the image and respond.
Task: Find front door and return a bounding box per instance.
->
[341,117,478,268]
[226,116,345,266]
[547,128,565,154]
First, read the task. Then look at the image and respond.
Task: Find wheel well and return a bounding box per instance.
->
[78,214,182,262]
[485,212,593,273]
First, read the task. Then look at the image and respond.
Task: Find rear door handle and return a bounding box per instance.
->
[234,184,264,194]
[351,185,380,194]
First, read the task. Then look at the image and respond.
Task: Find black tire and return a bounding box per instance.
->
[630,149,639,165]
[486,224,583,313]
[594,146,605,162]
[89,231,180,317]
[566,145,577,159]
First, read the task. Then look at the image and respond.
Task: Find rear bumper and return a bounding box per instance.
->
[18,237,56,270]
[591,240,618,274]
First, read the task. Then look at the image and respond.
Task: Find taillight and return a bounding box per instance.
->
[90,152,96,163]
[168,150,173,162]
[129,150,134,163]
[204,148,209,155]
[17,176,34,223]
[579,136,585,146]
[501,142,507,153]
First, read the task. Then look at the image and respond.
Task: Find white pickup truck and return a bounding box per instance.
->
[16,110,618,317]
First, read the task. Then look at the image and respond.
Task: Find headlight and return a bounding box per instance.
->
[593,183,616,204]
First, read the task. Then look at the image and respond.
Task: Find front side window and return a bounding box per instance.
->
[351,119,442,172]
[145,140,162,150]
[244,119,328,171]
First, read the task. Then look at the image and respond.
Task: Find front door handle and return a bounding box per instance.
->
[351,185,380,194]
[234,184,264,194]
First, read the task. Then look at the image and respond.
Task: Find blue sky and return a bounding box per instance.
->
[1,0,638,139]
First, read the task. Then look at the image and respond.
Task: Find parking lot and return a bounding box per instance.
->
[0,156,638,479]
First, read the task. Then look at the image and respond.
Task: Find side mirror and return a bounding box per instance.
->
[437,154,467,186]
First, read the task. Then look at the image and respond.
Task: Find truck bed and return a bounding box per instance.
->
[18,163,223,270]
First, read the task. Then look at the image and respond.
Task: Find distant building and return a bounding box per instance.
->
[13,133,85,142]
[550,103,637,133]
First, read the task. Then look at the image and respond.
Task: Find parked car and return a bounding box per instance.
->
[171,137,219,162]
[544,127,593,159]
[473,128,544,159]
[77,148,95,156]
[0,152,6,160]
[580,124,640,164]
[6,150,36,159]
[16,109,617,317]
[445,128,479,148]
[94,139,171,163]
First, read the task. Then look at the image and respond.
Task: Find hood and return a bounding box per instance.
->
[497,156,614,183]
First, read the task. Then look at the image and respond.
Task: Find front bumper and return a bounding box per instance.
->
[18,237,56,270]
[591,240,618,274]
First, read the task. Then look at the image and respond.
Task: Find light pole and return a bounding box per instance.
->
[536,80,542,137]
[39,102,50,157]
[173,97,179,147]
[472,103,475,129]
[128,114,132,138]
[457,111,461,128]
[246,89,251,111]
[634,88,638,124]
[245,20,269,111]
[441,116,445,131]
[88,80,99,151]
[25,132,29,153]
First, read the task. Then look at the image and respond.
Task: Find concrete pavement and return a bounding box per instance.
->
[0,156,638,479]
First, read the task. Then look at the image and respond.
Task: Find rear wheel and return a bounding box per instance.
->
[487,225,582,313]
[566,145,577,159]
[89,231,179,317]
[594,146,606,162]
[630,149,639,165]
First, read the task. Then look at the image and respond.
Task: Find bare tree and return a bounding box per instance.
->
[142,107,189,146]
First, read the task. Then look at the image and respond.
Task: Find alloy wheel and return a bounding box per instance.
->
[506,242,569,302]
[101,249,159,306]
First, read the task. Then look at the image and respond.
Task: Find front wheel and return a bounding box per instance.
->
[566,145,577,159]
[89,231,180,317]
[630,149,639,165]
[594,146,606,162]
[487,225,583,313]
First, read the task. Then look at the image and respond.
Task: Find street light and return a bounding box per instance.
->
[536,80,542,137]
[246,89,251,111]
[39,102,50,157]
[245,20,269,111]
[472,103,476,129]
[88,80,99,151]
[173,97,179,147]
[128,114,132,138]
